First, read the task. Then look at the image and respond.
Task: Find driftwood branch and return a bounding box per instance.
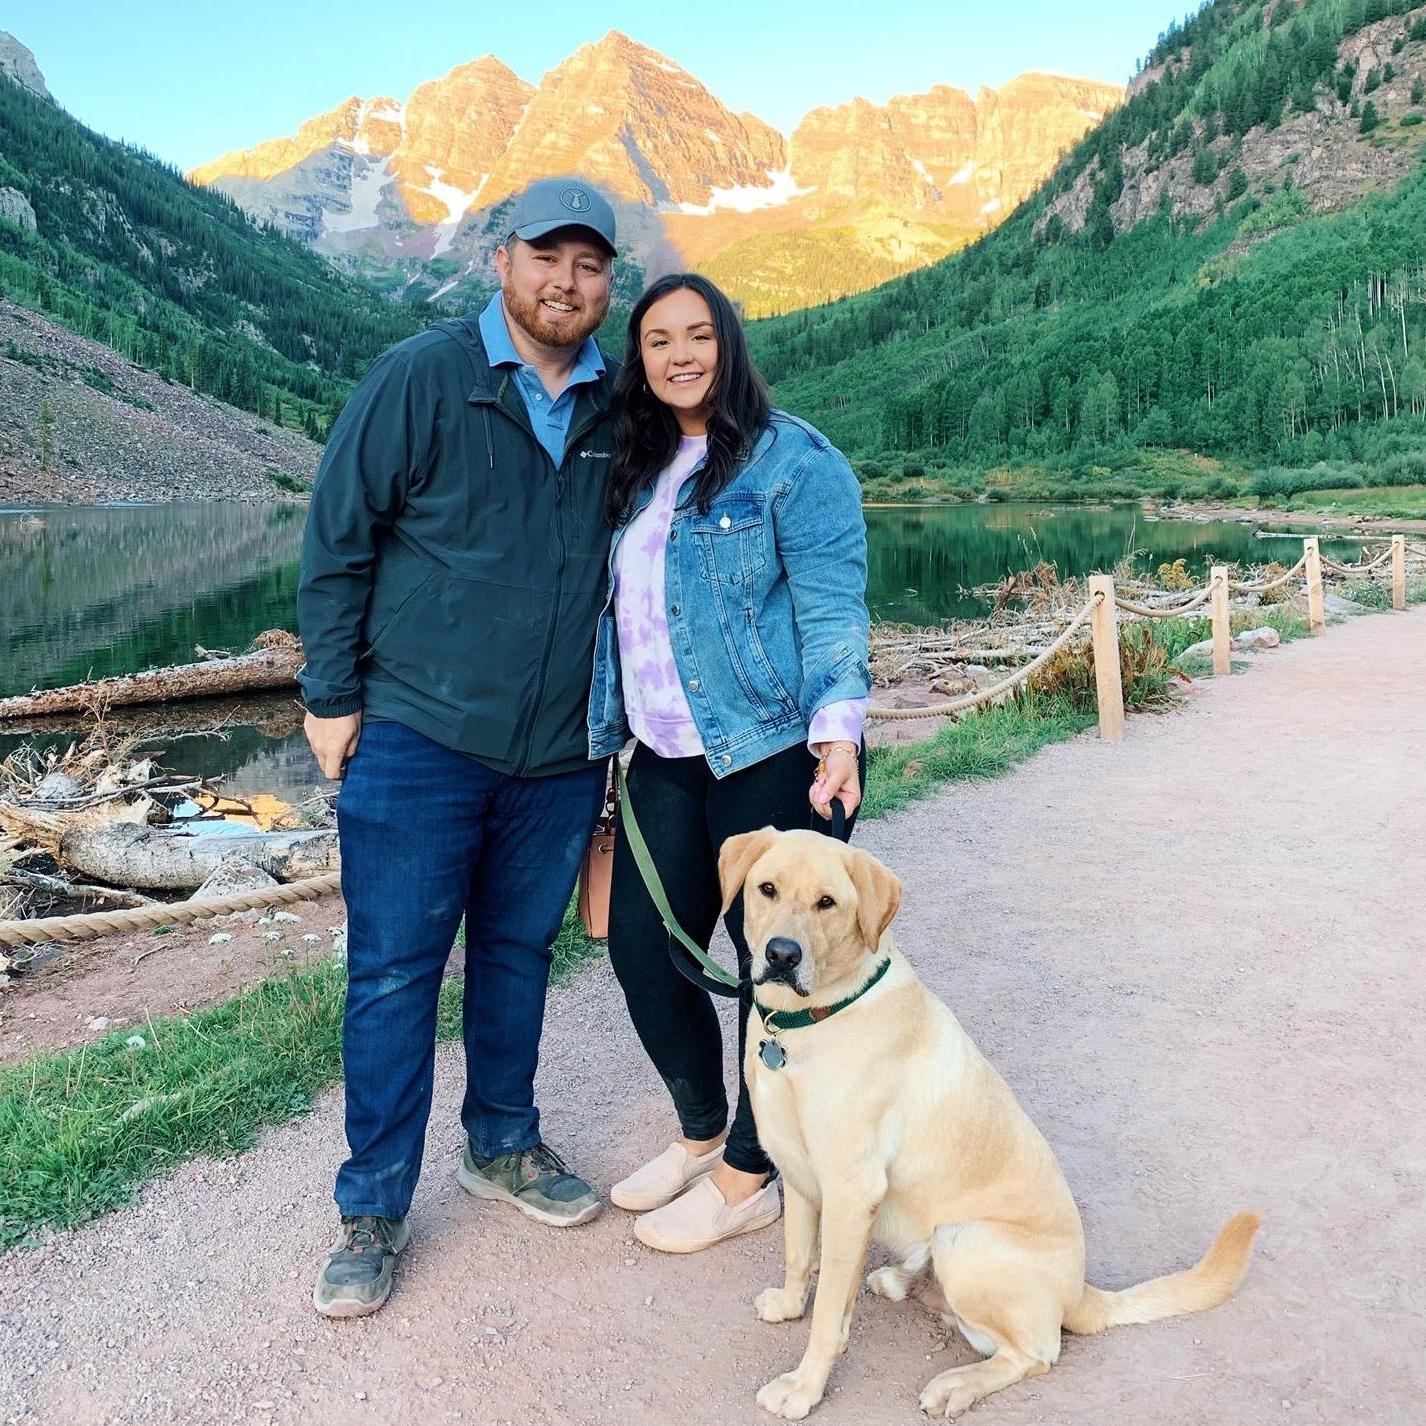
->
[2,867,159,909]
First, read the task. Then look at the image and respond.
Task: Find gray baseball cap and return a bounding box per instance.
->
[508,178,617,255]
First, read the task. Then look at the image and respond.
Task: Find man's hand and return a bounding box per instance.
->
[304,711,363,781]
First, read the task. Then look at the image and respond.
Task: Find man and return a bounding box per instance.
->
[297,178,620,1318]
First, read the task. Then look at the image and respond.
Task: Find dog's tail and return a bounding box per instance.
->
[1062,1211,1261,1335]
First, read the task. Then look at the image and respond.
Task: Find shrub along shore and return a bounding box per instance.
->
[4,588,1421,1249]
[853,446,1426,525]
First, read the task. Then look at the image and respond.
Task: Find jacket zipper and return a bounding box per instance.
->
[498,391,608,776]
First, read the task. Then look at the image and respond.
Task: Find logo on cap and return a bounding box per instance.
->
[561,186,592,213]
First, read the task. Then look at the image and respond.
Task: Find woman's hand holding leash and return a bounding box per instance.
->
[811,741,861,821]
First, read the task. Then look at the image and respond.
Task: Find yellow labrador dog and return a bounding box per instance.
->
[718,828,1260,1421]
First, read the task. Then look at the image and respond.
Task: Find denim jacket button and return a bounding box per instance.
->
[671,604,681,617]
[721,755,732,767]
[688,679,699,692]
[669,529,678,541]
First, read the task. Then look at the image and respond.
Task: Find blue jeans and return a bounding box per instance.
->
[333,720,604,1219]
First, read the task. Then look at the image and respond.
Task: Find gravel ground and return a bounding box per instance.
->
[2,608,1423,1426]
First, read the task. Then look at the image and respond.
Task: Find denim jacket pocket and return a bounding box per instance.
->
[688,495,766,587]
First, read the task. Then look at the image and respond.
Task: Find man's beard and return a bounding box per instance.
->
[502,286,606,349]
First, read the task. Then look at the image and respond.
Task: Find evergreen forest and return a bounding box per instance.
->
[752,0,1426,502]
[0,71,426,434]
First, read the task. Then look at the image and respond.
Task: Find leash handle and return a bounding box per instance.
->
[809,796,847,840]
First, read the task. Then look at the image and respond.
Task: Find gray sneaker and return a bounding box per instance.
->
[313,1214,410,1318]
[456,1142,602,1227]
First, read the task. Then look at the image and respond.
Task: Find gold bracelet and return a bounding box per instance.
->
[815,741,859,778]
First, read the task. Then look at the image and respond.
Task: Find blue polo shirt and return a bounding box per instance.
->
[478,294,606,468]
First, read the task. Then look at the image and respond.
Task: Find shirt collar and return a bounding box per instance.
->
[478,293,605,387]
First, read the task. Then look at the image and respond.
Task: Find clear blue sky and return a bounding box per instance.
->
[6,0,1190,172]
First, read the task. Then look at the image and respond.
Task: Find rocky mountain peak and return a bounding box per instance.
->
[187,36,1126,313]
[476,30,786,211]
[0,31,50,100]
[791,74,1122,222]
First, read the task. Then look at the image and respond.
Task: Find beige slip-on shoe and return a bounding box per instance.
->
[632,1175,781,1254]
[611,1141,725,1213]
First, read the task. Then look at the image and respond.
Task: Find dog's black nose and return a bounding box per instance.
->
[765,937,803,972]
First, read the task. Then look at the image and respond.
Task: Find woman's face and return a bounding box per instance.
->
[639,287,719,433]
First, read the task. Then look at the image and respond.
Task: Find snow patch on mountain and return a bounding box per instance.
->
[326,156,392,233]
[420,168,489,255]
[674,168,815,216]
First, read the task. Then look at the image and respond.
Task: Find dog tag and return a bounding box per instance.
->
[759,1039,787,1071]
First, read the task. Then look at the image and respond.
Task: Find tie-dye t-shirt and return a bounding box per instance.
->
[616,436,708,758]
[615,435,867,760]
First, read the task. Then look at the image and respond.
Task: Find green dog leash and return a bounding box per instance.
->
[615,758,742,995]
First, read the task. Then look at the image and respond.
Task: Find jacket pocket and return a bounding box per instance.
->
[689,494,766,587]
[740,607,800,717]
[363,570,437,658]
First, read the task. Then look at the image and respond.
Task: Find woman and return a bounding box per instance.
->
[588,272,870,1253]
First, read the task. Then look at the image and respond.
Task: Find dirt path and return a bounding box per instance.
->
[3,609,1424,1426]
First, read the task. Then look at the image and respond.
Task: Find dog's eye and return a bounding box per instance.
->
[758,882,777,899]
[816,895,836,910]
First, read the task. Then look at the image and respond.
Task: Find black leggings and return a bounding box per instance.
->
[607,739,861,1177]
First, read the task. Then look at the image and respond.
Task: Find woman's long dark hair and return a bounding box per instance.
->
[607,272,771,525]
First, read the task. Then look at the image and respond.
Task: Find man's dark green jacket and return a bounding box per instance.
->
[296,317,618,777]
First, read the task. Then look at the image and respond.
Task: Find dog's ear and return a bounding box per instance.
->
[718,828,778,915]
[846,847,903,952]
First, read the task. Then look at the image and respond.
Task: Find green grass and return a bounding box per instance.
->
[1266,484,1426,519]
[0,596,1388,1246]
[0,905,599,1249]
[1,958,353,1248]
[860,694,1094,820]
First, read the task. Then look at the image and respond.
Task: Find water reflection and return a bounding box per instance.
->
[863,503,1357,623]
[0,500,1362,800]
[2,503,304,696]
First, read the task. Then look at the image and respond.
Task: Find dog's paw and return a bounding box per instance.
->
[755,1286,808,1323]
[918,1371,979,1419]
[757,1372,823,1420]
[866,1266,910,1301]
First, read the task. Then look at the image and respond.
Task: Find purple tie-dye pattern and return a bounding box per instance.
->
[616,437,707,757]
[808,698,867,753]
[616,437,867,760]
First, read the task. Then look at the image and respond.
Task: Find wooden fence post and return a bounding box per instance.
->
[1088,574,1125,742]
[1392,534,1406,611]
[1304,537,1325,636]
[1211,565,1232,676]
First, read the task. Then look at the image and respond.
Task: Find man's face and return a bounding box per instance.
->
[495,232,612,349]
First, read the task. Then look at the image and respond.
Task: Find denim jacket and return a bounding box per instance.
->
[588,411,870,777]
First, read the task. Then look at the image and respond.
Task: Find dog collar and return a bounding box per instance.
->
[755,958,891,1035]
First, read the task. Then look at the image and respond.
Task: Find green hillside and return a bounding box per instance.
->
[753,0,1426,502]
[0,69,426,433]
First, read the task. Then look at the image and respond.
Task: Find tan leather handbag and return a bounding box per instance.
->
[577,766,618,938]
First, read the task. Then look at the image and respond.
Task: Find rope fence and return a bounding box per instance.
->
[866,533,1418,731]
[0,873,343,951]
[2,540,1420,950]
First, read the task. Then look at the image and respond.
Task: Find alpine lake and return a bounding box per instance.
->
[1,500,1364,803]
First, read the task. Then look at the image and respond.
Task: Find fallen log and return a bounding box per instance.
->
[0,632,303,721]
[59,822,338,891]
